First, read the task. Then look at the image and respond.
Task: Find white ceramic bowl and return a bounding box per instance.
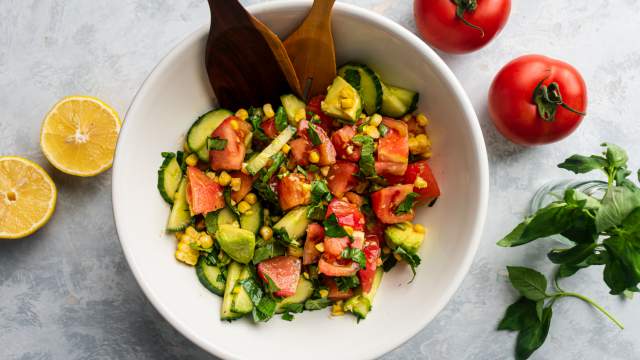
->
[113,1,489,359]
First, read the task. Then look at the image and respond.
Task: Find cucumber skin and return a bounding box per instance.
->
[275,278,314,313]
[338,63,383,115]
[186,109,233,161]
[231,266,254,314]
[196,258,225,296]
[166,178,193,232]
[157,153,182,204]
[221,262,245,321]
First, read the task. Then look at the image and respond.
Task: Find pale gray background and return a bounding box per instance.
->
[1,0,639,359]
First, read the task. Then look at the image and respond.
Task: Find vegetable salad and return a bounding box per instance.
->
[157,63,440,322]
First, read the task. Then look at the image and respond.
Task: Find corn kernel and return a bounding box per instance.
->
[416,134,430,148]
[260,226,273,241]
[369,114,383,127]
[315,242,325,252]
[303,272,310,279]
[206,171,217,181]
[309,151,320,164]
[421,150,433,159]
[414,223,427,234]
[416,113,429,127]
[302,183,312,192]
[414,176,428,189]
[340,88,352,99]
[319,289,329,298]
[382,246,391,255]
[232,285,241,295]
[288,245,304,257]
[294,108,306,124]
[343,225,354,236]
[282,143,291,154]
[331,301,344,316]
[175,250,198,266]
[175,231,185,241]
[185,154,199,167]
[244,193,257,205]
[238,201,251,214]
[199,234,214,248]
[218,171,231,186]
[320,166,330,177]
[230,119,240,131]
[340,98,354,109]
[235,108,248,121]
[185,226,198,238]
[364,125,380,139]
[403,114,413,122]
[230,177,242,192]
[178,242,192,252]
[263,103,275,119]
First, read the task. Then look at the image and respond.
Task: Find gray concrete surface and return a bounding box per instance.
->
[1,0,639,359]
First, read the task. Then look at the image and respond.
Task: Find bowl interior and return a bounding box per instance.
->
[113,2,488,359]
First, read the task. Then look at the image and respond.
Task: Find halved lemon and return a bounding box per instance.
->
[0,157,57,239]
[40,96,121,177]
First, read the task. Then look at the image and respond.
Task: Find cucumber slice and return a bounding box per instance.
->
[380,83,420,118]
[196,257,225,296]
[186,109,233,161]
[245,126,296,175]
[231,266,254,314]
[273,206,310,243]
[344,267,383,319]
[166,177,192,232]
[338,63,383,115]
[275,278,314,313]
[157,153,183,204]
[280,94,306,124]
[388,85,419,116]
[221,262,244,320]
[240,202,263,234]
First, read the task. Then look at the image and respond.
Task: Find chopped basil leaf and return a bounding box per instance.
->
[323,213,351,238]
[275,106,288,132]
[395,192,419,215]
[248,106,264,131]
[352,135,376,177]
[378,123,389,137]
[263,274,281,295]
[279,303,304,313]
[274,227,300,247]
[335,275,360,292]
[340,247,367,269]
[304,298,332,311]
[253,243,285,264]
[224,187,240,216]
[306,203,327,221]
[311,180,332,203]
[394,247,421,281]
[307,123,322,146]
[281,312,294,321]
[207,137,228,151]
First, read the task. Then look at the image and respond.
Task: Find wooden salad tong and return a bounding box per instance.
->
[205,0,301,110]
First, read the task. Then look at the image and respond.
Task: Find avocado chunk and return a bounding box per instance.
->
[321,76,363,123]
[280,94,306,124]
[216,224,256,264]
[344,268,383,319]
[273,206,310,246]
[384,222,425,254]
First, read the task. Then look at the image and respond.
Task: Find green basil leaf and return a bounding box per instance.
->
[340,248,367,269]
[304,298,332,311]
[394,247,421,281]
[378,123,389,137]
[248,106,264,131]
[352,135,376,177]
[603,142,629,169]
[515,306,552,360]
[335,275,360,292]
[275,106,288,132]
[497,218,532,247]
[281,312,294,321]
[253,243,285,264]
[207,137,228,151]
[547,243,597,265]
[394,192,419,215]
[263,274,281,295]
[497,297,539,331]
[306,203,327,221]
[311,179,332,203]
[273,227,299,248]
[595,186,640,232]
[224,187,240,217]
[558,154,607,174]
[603,258,630,295]
[507,266,548,301]
[323,213,350,238]
[307,123,322,146]
[279,303,304,314]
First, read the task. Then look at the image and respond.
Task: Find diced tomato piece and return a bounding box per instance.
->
[324,236,350,258]
[209,116,252,171]
[327,161,359,198]
[257,256,301,297]
[277,173,311,211]
[376,118,409,177]
[323,277,354,301]
[297,120,336,166]
[326,198,365,231]
[306,95,333,132]
[186,166,224,215]
[358,237,381,293]
[230,171,254,203]
[260,117,278,139]
[303,223,324,265]
[331,125,361,162]
[344,192,364,207]
[386,160,441,204]
[371,184,416,224]
[289,138,313,166]
[318,256,359,277]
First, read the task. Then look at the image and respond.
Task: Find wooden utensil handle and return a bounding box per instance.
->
[207,0,252,31]
[312,0,337,13]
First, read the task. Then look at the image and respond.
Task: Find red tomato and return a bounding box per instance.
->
[289,138,313,166]
[277,173,311,211]
[324,236,350,258]
[331,125,361,162]
[209,116,252,170]
[414,0,511,54]
[489,55,588,145]
[327,161,360,198]
[376,118,408,177]
[386,160,441,204]
[297,120,336,166]
[186,166,224,215]
[326,198,365,231]
[303,223,324,265]
[371,184,416,224]
[257,256,301,297]
[358,236,381,293]
[323,278,354,301]
[230,171,254,203]
[260,117,278,139]
[318,257,359,277]
[306,95,333,132]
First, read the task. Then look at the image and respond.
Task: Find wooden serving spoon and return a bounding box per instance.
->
[284,0,337,99]
[205,0,301,110]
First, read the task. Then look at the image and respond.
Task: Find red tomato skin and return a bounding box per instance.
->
[318,257,359,277]
[358,237,381,293]
[186,166,225,215]
[209,116,251,171]
[376,118,409,177]
[306,95,333,132]
[324,236,350,258]
[323,278,354,301]
[297,120,336,166]
[230,171,254,203]
[326,198,365,231]
[260,117,278,139]
[327,161,360,198]
[277,173,311,211]
[371,184,416,224]
[303,223,324,265]
[414,0,511,54]
[489,55,588,145]
[289,138,313,166]
[331,126,361,162]
[257,256,301,297]
[386,160,441,204]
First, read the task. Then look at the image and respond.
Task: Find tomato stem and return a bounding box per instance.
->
[533,77,586,122]
[451,0,485,37]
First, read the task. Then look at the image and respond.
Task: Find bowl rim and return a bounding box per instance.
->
[112,1,489,358]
